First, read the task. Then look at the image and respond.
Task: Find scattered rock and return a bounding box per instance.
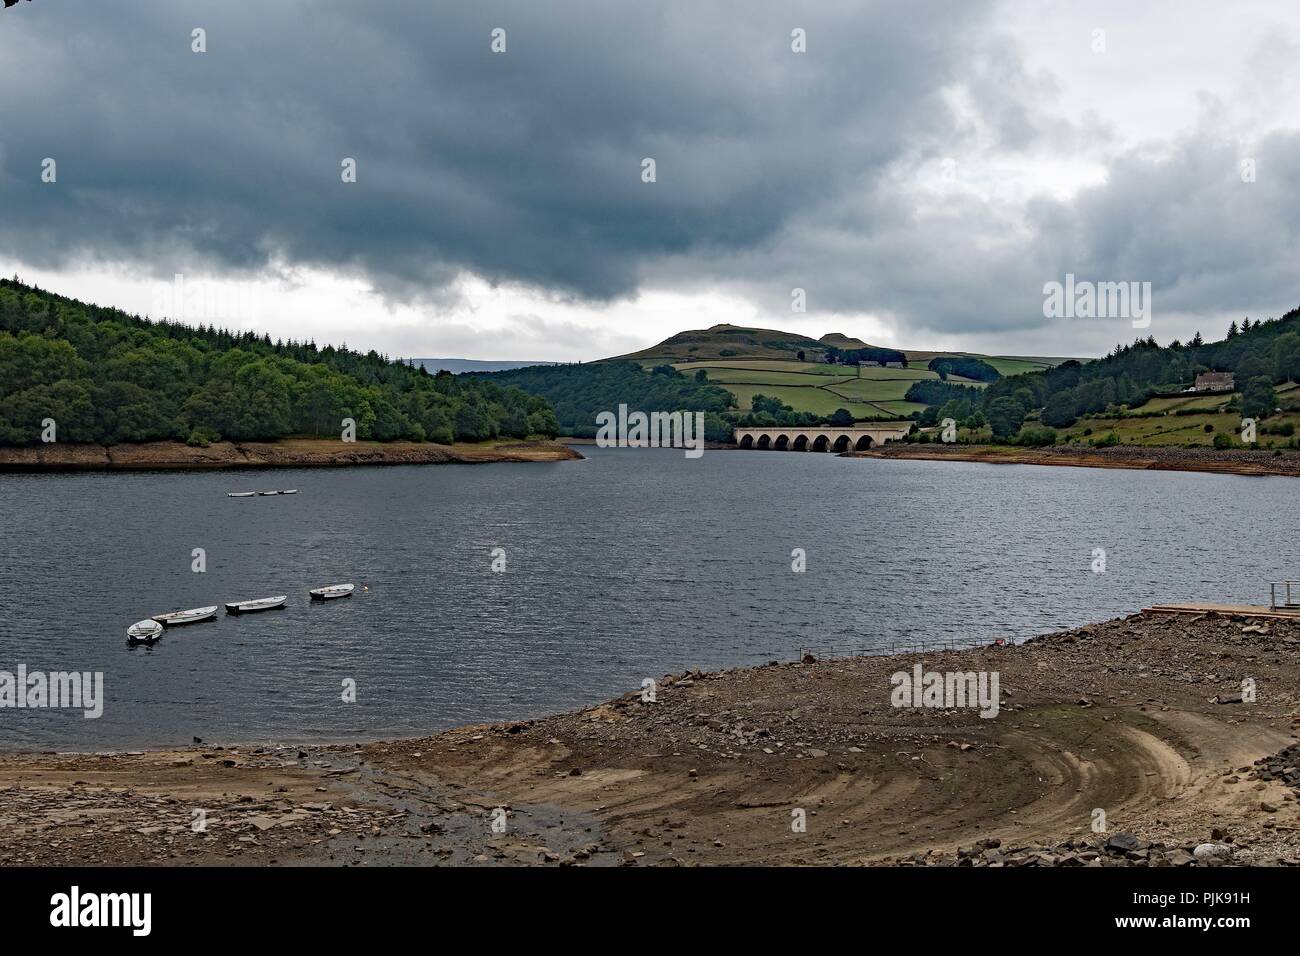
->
[1193,842,1233,864]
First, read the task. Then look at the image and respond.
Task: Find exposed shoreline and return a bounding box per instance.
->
[564,437,1300,477]
[848,442,1300,477]
[3,609,1298,866]
[0,437,583,472]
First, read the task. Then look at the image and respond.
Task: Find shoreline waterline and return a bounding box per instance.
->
[0,437,582,472]
[846,441,1300,477]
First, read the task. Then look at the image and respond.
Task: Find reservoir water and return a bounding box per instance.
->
[0,446,1286,750]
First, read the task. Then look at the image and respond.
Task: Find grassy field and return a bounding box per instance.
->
[683,367,857,386]
[723,383,881,419]
[978,356,1062,377]
[615,324,1079,421]
[1062,412,1242,446]
[1134,392,1235,414]
[668,359,985,419]
[1050,383,1300,448]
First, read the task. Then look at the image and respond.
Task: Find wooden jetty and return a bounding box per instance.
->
[1142,602,1300,621]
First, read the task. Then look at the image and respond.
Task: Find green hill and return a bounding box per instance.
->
[615,324,828,363]
[818,332,871,350]
[610,324,1078,420]
[0,279,558,447]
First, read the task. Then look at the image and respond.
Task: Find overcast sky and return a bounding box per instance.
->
[2,0,1299,361]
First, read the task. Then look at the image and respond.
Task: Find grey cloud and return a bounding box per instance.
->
[0,0,995,299]
[646,114,1300,353]
[1,0,1298,354]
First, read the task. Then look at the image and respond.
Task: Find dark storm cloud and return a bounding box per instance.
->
[0,0,996,298]
[1,0,1298,344]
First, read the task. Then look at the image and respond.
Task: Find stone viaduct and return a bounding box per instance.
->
[732,424,910,452]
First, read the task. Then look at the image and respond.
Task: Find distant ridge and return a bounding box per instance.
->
[818,332,872,349]
[415,358,556,374]
[610,323,1079,369]
[612,324,827,363]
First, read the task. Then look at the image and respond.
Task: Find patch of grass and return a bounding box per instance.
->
[682,367,858,387]
[653,344,1075,422]
[869,400,929,417]
[669,360,851,376]
[823,379,924,402]
[1135,393,1232,414]
[1069,410,1300,447]
[977,356,1057,377]
[725,384,883,418]
[674,360,978,419]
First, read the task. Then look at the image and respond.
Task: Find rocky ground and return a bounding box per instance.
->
[850,442,1300,477]
[2,611,1298,866]
[0,437,581,471]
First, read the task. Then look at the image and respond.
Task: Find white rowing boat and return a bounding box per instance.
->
[309,583,354,601]
[225,595,287,614]
[227,492,256,498]
[257,491,280,496]
[127,619,164,643]
[152,605,218,627]
[281,489,299,495]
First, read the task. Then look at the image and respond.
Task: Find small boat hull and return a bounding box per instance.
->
[227,492,256,498]
[309,583,355,601]
[127,619,164,644]
[152,606,218,627]
[225,595,287,614]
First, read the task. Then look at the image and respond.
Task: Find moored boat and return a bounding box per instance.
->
[227,492,256,498]
[152,605,218,627]
[309,583,354,601]
[127,619,164,644]
[225,595,287,614]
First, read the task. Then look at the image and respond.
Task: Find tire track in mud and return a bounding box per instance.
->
[403,698,1297,865]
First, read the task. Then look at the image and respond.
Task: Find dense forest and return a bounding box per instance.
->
[0,279,558,446]
[927,356,1002,382]
[823,345,908,366]
[908,304,1300,440]
[474,361,736,439]
[734,393,858,429]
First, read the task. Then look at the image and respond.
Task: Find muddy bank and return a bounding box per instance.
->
[849,442,1300,477]
[3,611,1299,866]
[0,438,582,472]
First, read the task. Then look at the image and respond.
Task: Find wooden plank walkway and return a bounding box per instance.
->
[1142,602,1300,620]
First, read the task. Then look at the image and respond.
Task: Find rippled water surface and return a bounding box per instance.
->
[0,447,1287,749]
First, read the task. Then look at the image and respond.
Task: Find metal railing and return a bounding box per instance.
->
[1270,581,1300,609]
